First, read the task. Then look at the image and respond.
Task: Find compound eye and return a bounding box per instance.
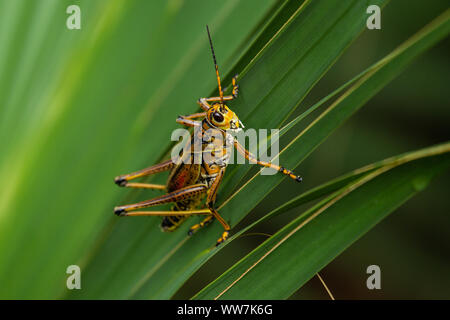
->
[213,112,224,123]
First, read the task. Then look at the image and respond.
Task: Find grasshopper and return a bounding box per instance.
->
[114,26,302,246]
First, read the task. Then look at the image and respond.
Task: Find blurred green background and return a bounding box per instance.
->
[0,0,448,299]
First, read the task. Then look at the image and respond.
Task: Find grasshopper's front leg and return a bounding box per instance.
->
[177,75,239,127]
[197,75,239,111]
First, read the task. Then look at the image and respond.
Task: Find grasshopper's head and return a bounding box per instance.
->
[207,103,243,131]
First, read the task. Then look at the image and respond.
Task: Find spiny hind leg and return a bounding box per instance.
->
[114,184,208,215]
[114,159,174,189]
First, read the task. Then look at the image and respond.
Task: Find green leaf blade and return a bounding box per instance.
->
[194,144,450,299]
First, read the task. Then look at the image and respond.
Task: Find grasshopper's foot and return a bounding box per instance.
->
[279,166,303,183]
[215,230,230,247]
[114,207,126,216]
[114,176,127,187]
[232,85,239,98]
[232,74,239,98]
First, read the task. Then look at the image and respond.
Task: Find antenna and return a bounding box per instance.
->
[206,25,224,108]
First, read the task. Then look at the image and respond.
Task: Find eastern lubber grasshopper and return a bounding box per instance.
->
[114,26,302,246]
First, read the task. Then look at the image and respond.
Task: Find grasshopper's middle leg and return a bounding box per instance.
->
[234,140,303,182]
[187,167,231,246]
[176,112,206,127]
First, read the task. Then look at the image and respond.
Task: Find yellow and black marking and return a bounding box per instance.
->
[161,216,185,232]
[113,26,302,247]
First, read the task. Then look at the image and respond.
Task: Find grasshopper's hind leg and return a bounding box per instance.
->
[115,183,212,232]
[114,184,208,215]
[114,159,175,189]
